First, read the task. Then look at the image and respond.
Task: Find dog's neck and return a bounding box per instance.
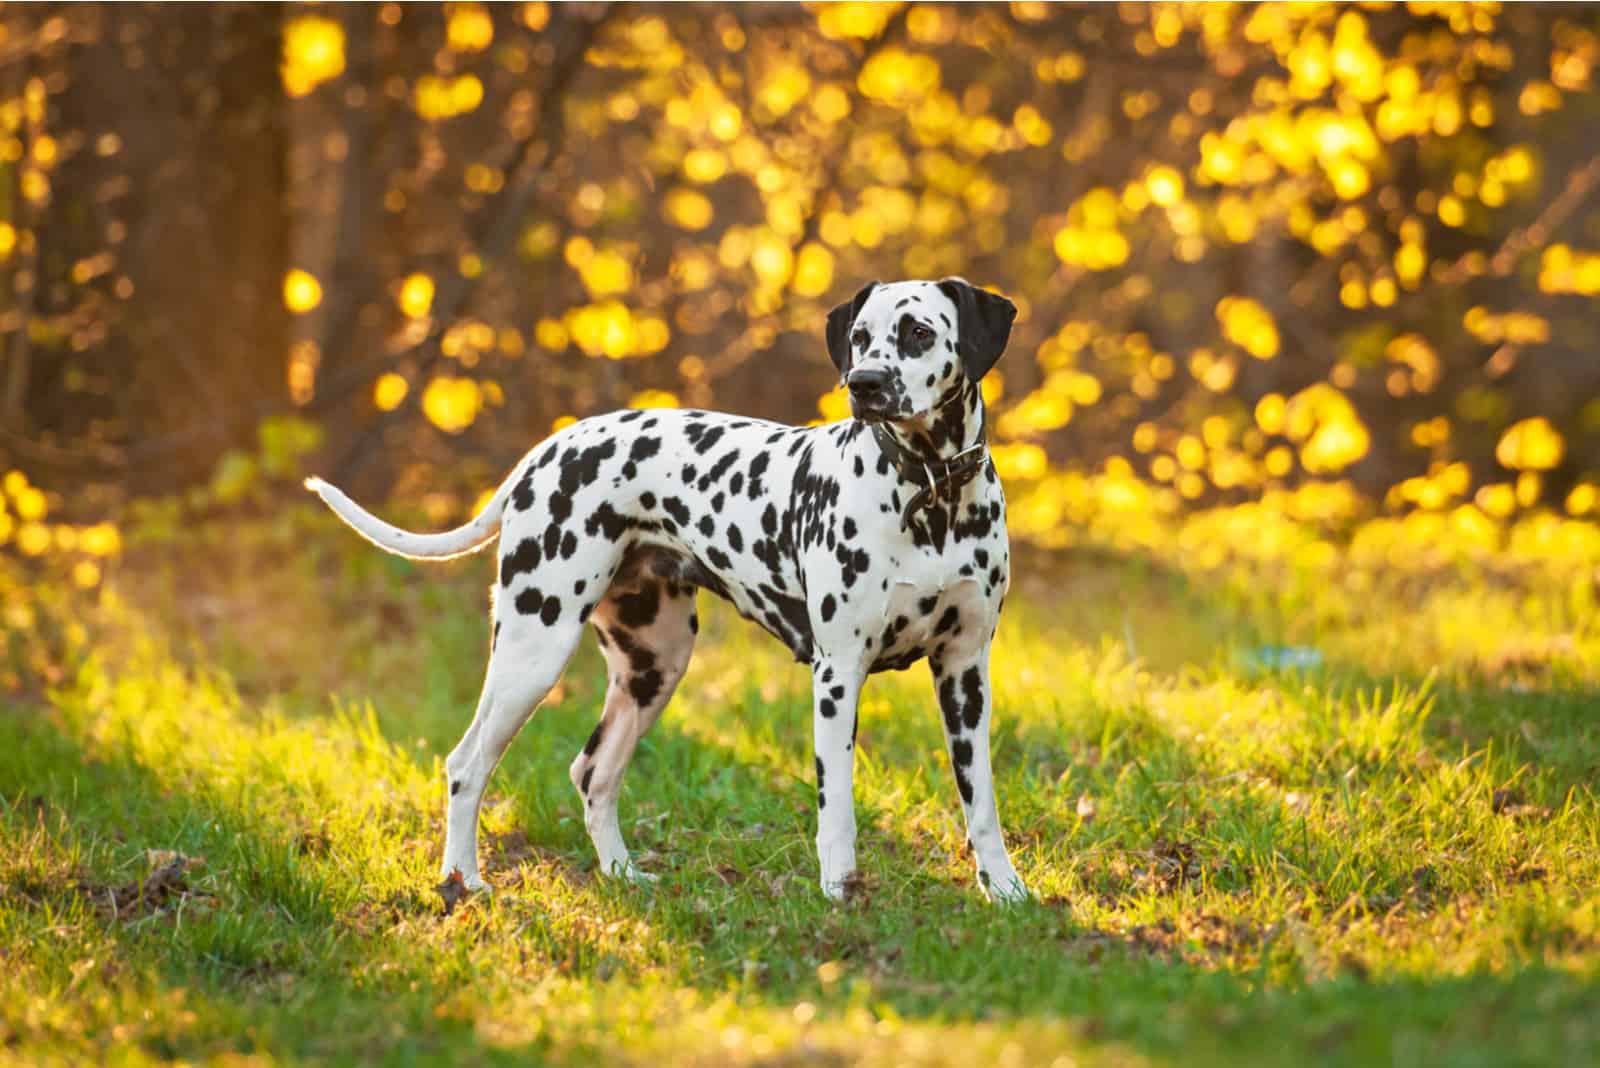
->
[856,380,989,535]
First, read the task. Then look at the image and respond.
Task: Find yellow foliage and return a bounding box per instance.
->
[421,377,481,434]
[997,383,1073,439]
[566,302,669,359]
[17,522,51,556]
[1538,244,1600,296]
[818,2,899,40]
[757,64,811,119]
[282,16,345,97]
[991,442,1049,481]
[1476,482,1517,518]
[79,522,120,557]
[1216,297,1279,359]
[628,389,680,409]
[749,234,794,287]
[14,485,47,521]
[70,559,100,588]
[414,75,484,121]
[858,48,941,105]
[664,188,714,231]
[683,148,728,184]
[447,5,494,52]
[1386,334,1440,391]
[792,243,835,298]
[1285,384,1370,473]
[1567,483,1598,516]
[578,249,635,298]
[811,84,853,124]
[283,269,322,314]
[535,319,568,351]
[1495,417,1564,471]
[397,273,434,320]
[817,385,851,423]
[1145,165,1185,207]
[374,373,409,412]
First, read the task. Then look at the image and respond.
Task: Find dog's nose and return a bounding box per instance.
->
[847,368,891,402]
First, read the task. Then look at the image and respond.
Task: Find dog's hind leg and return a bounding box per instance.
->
[440,606,586,891]
[570,575,697,882]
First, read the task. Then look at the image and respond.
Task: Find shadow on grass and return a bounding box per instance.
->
[7,694,1598,1068]
[14,527,1593,1064]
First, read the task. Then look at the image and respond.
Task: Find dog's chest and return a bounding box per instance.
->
[847,504,1007,673]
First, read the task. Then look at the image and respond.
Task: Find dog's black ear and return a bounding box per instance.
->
[825,280,879,376]
[937,278,1016,381]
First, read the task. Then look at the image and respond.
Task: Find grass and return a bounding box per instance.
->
[1,502,1597,1066]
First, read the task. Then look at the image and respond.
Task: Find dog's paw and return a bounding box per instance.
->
[621,863,659,886]
[598,857,658,885]
[980,867,1031,904]
[820,870,867,903]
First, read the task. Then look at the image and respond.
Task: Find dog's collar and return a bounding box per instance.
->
[866,388,989,531]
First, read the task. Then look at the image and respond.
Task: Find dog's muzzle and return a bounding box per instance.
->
[846,367,895,420]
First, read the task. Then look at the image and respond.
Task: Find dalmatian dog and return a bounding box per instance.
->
[305,278,1028,903]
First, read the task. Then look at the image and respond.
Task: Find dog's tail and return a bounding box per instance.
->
[303,469,515,561]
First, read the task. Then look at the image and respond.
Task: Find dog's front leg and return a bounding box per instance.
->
[931,647,1029,902]
[811,658,864,900]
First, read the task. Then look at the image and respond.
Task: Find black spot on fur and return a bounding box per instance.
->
[515,587,545,617]
[961,666,984,730]
[938,674,962,736]
[629,669,664,707]
[616,584,659,627]
[583,722,605,756]
[953,764,974,804]
[820,594,836,622]
[501,538,541,586]
[585,501,630,541]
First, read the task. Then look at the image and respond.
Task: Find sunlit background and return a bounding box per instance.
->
[4,3,1600,578]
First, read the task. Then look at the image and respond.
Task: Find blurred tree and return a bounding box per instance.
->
[3,2,1599,529]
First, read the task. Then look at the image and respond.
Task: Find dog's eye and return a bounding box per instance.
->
[910,323,933,343]
[852,330,869,349]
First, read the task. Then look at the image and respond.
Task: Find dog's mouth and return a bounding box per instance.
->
[850,402,888,423]
[849,395,904,423]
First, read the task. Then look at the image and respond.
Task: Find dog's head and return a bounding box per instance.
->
[825,278,1016,424]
